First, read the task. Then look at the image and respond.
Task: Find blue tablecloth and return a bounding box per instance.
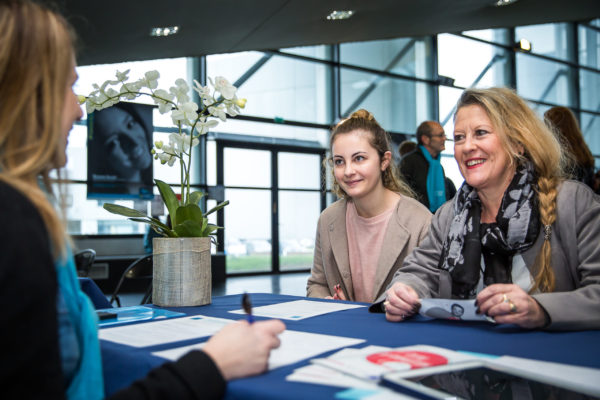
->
[101,293,600,399]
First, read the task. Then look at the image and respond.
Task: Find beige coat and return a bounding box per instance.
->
[307,196,431,302]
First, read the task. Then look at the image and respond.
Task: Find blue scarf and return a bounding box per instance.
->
[55,246,104,399]
[420,145,446,212]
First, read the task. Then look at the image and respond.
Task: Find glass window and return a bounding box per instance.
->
[63,124,88,181]
[59,183,149,235]
[278,152,321,189]
[340,37,433,79]
[280,45,332,61]
[278,191,319,271]
[224,188,271,274]
[438,86,464,136]
[515,23,574,62]
[578,25,600,69]
[580,69,600,112]
[207,52,332,124]
[438,34,511,88]
[581,111,600,158]
[224,148,271,188]
[210,119,329,147]
[461,28,510,45]
[340,68,435,133]
[516,53,576,107]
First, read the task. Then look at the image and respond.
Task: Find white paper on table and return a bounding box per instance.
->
[419,298,494,322]
[99,315,234,347]
[229,299,366,320]
[287,365,413,399]
[152,329,365,370]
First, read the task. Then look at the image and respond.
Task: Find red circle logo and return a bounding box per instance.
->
[366,351,448,369]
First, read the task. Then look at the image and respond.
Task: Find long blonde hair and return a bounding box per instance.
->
[0,0,75,256]
[328,109,414,199]
[455,87,566,293]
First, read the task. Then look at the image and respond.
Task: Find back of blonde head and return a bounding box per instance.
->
[329,109,414,199]
[455,87,565,292]
[0,0,75,255]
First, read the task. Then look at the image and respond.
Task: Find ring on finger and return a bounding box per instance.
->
[502,293,509,303]
[508,301,517,313]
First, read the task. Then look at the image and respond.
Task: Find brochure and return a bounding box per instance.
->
[310,344,480,382]
[97,305,185,327]
[419,298,495,323]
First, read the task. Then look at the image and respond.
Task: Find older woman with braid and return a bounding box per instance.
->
[376,87,600,330]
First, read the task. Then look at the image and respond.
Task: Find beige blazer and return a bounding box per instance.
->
[307,196,431,302]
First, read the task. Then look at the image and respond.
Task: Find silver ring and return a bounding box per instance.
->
[401,314,405,319]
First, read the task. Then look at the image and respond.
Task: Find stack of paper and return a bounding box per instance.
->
[287,345,479,387]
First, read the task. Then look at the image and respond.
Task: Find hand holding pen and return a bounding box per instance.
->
[242,292,254,323]
[332,284,347,301]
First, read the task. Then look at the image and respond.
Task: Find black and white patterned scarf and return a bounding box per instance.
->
[439,162,540,298]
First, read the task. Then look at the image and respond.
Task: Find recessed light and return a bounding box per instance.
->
[515,38,532,52]
[494,0,519,6]
[150,26,180,37]
[326,10,354,20]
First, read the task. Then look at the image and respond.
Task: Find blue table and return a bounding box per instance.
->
[101,293,600,399]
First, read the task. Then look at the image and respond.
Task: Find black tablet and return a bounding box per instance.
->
[381,364,599,400]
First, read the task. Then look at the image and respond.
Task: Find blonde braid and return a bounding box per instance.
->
[531,175,558,293]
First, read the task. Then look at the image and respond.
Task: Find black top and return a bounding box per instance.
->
[399,148,455,211]
[0,181,226,399]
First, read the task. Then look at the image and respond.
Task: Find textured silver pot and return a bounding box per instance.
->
[152,237,211,307]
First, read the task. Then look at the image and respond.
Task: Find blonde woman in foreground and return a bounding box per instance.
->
[0,1,283,399]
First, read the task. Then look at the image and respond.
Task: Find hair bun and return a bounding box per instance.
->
[350,109,373,121]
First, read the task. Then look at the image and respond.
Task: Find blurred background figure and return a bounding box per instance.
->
[544,106,595,189]
[398,140,417,157]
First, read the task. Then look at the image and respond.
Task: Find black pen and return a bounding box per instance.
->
[242,292,254,324]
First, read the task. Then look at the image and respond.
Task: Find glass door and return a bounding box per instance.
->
[216,141,324,274]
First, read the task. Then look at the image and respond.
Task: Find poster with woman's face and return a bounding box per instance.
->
[87,103,154,199]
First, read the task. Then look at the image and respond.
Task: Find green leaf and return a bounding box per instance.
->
[155,179,179,226]
[203,223,222,236]
[205,200,229,216]
[128,218,178,237]
[188,191,205,206]
[173,220,204,237]
[103,203,148,218]
[175,204,204,225]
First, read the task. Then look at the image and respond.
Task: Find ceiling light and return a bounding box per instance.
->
[150,26,180,37]
[494,0,519,6]
[326,10,354,20]
[515,38,532,52]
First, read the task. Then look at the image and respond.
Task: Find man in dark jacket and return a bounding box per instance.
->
[399,121,455,212]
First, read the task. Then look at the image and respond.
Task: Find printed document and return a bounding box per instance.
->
[99,315,234,347]
[153,329,365,370]
[229,299,366,320]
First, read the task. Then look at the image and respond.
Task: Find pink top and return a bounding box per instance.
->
[346,200,396,302]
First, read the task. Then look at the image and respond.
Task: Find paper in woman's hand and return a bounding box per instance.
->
[419,299,495,323]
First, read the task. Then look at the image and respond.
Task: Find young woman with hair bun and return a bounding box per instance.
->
[307,109,432,302]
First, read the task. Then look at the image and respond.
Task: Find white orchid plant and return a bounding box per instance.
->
[82,70,245,239]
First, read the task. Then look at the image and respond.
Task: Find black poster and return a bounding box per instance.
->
[87,102,154,199]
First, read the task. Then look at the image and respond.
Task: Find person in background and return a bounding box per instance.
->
[0,1,284,399]
[307,110,431,302]
[398,140,417,157]
[376,87,600,331]
[399,121,455,212]
[544,106,595,189]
